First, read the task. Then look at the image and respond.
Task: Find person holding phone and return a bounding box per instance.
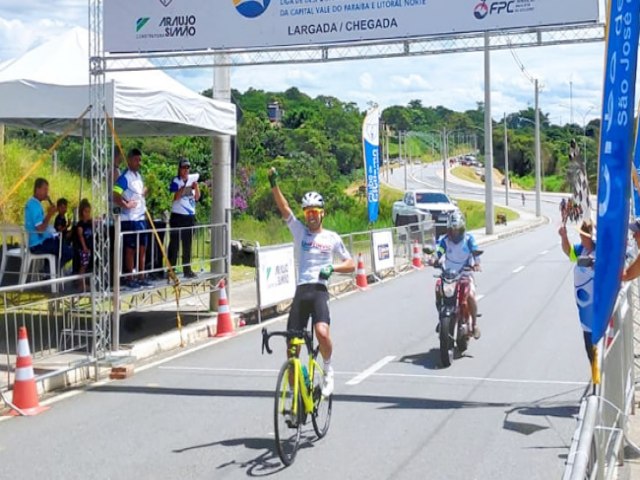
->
[559,219,596,364]
[168,158,200,279]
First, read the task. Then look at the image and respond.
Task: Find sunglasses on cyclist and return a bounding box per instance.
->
[303,207,323,217]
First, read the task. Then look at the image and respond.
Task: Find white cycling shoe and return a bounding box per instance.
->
[321,367,334,397]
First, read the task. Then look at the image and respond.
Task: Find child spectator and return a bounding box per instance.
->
[74,199,93,292]
[54,198,72,241]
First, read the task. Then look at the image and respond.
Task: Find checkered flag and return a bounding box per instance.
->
[567,139,591,221]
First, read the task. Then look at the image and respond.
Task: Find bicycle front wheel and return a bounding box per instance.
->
[311,351,332,439]
[274,359,302,466]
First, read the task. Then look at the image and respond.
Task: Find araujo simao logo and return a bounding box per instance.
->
[137,17,150,32]
[474,0,489,19]
[234,0,271,19]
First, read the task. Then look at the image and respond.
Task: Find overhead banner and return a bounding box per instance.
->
[104,0,599,53]
[592,0,640,348]
[362,106,380,223]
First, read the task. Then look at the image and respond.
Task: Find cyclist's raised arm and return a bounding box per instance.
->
[269,167,293,221]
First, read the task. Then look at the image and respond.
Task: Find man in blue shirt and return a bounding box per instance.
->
[24,177,73,271]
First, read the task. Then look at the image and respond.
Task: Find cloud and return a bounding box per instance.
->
[359,72,374,91]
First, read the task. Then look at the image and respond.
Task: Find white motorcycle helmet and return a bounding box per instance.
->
[447,212,466,244]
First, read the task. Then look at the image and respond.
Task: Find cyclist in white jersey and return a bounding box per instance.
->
[269,167,355,397]
[435,212,482,338]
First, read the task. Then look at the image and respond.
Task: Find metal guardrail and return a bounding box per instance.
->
[0,219,231,398]
[254,220,436,318]
[563,279,638,479]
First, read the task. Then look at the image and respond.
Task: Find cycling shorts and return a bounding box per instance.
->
[287,283,331,331]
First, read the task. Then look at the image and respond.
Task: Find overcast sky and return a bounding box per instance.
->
[0,0,612,126]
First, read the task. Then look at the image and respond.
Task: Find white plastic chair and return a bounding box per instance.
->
[0,224,58,293]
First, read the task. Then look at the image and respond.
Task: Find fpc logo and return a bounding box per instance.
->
[234,0,271,19]
[474,0,515,20]
[474,1,489,19]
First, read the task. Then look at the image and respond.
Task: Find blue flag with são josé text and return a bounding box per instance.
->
[593,0,640,347]
[362,106,380,223]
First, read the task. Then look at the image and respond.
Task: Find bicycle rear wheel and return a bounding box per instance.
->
[311,349,332,438]
[274,359,302,466]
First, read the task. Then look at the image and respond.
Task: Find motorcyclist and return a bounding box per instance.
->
[433,212,482,338]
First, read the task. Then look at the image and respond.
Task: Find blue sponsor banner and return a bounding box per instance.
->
[632,113,640,216]
[593,0,640,346]
[363,107,380,223]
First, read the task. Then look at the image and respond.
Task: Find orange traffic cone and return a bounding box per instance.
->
[9,326,49,416]
[355,253,369,290]
[214,280,235,337]
[412,241,423,269]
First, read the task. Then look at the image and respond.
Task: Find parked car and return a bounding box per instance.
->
[392,189,460,236]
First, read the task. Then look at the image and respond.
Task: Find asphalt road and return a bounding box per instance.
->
[0,165,590,479]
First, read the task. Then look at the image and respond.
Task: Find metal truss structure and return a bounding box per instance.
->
[101,23,604,72]
[89,0,604,356]
[89,0,112,359]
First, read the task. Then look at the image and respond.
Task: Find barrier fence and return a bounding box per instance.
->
[0,219,229,402]
[563,279,639,479]
[254,220,436,317]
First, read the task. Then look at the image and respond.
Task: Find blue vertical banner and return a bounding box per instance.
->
[593,0,640,347]
[363,106,380,223]
[632,99,640,216]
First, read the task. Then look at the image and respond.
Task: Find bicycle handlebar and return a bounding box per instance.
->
[261,328,313,355]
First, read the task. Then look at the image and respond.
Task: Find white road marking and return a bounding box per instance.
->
[346,355,396,385]
[539,250,549,255]
[160,366,278,373]
[512,266,525,273]
[159,366,587,386]
[476,294,485,301]
[373,373,587,386]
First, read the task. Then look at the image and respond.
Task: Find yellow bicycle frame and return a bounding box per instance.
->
[282,337,323,417]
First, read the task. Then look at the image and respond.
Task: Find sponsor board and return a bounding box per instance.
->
[372,230,394,272]
[104,0,599,53]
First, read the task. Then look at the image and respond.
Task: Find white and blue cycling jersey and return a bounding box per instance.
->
[286,214,351,286]
[570,243,595,332]
[436,233,480,273]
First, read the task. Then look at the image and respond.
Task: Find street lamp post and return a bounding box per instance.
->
[534,79,541,217]
[504,112,509,206]
[582,106,594,168]
[517,113,542,217]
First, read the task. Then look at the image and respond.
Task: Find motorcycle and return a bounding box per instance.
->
[429,249,483,367]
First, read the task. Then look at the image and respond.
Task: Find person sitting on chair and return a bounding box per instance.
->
[24,178,73,273]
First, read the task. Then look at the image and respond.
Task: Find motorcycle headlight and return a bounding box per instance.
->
[442,281,456,298]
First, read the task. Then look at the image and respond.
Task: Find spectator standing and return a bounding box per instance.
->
[73,199,93,292]
[168,158,200,278]
[24,178,73,273]
[623,219,640,282]
[558,220,596,365]
[113,148,150,289]
[521,192,525,206]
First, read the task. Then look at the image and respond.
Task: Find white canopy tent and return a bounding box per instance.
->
[0,27,236,137]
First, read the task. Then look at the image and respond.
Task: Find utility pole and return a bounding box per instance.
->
[504,112,509,206]
[534,79,542,217]
[483,32,495,235]
[443,127,448,194]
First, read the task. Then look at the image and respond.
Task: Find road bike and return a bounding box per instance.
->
[261,328,332,466]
